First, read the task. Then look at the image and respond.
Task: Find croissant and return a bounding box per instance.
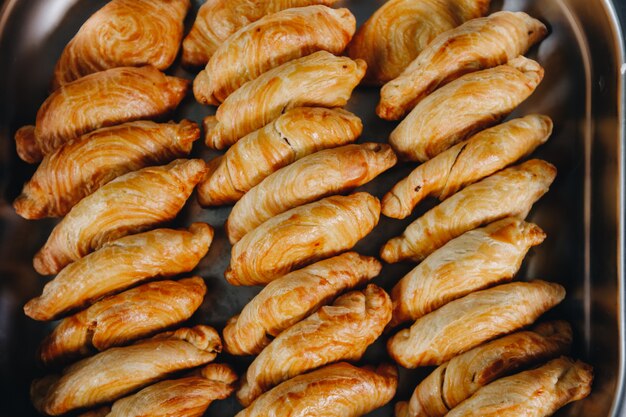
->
[51,0,189,89]
[15,66,188,163]
[198,107,362,206]
[389,56,544,162]
[381,159,556,263]
[378,11,547,120]
[387,280,565,368]
[14,120,199,220]
[346,0,489,85]
[227,143,396,243]
[31,325,222,416]
[445,357,593,417]
[226,192,380,286]
[224,252,381,356]
[205,51,366,149]
[194,6,355,105]
[396,321,572,417]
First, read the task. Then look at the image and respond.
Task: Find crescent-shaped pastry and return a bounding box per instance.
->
[382,115,552,219]
[204,51,366,149]
[445,357,593,417]
[25,223,213,321]
[223,252,381,356]
[194,6,355,105]
[15,66,189,163]
[346,0,489,85]
[395,321,572,417]
[378,11,547,120]
[14,120,199,219]
[226,192,380,286]
[381,159,556,263]
[33,159,207,276]
[237,284,391,406]
[227,143,396,243]
[31,325,222,416]
[389,56,544,162]
[198,107,362,206]
[39,277,207,367]
[387,280,565,368]
[235,362,397,417]
[51,0,189,89]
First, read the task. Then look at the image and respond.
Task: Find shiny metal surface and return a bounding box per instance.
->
[0,0,623,415]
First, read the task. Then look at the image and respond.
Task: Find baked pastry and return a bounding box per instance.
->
[224,252,381,355]
[444,357,593,417]
[226,192,380,285]
[346,0,489,84]
[226,143,396,243]
[198,107,362,206]
[390,218,546,327]
[396,321,572,417]
[382,115,552,219]
[381,159,556,263]
[15,66,188,163]
[52,0,189,89]
[204,51,366,149]
[237,284,391,406]
[194,6,355,105]
[31,325,222,416]
[378,11,547,120]
[33,159,207,275]
[14,120,199,219]
[39,277,206,367]
[235,362,397,417]
[25,223,212,321]
[387,280,565,368]
[389,56,544,162]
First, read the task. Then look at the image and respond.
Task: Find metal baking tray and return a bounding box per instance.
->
[0,0,624,415]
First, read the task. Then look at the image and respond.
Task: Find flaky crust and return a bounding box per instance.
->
[198,107,362,206]
[205,51,366,149]
[382,115,552,219]
[378,11,547,120]
[381,159,556,263]
[389,56,544,162]
[387,280,565,368]
[224,252,381,355]
[194,6,355,105]
[226,192,380,286]
[14,120,199,219]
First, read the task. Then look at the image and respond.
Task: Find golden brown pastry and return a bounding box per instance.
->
[389,56,544,162]
[205,51,366,149]
[25,223,213,321]
[33,159,207,276]
[346,0,489,85]
[181,0,339,67]
[444,357,593,417]
[226,143,396,243]
[387,280,565,368]
[226,192,380,286]
[39,277,206,367]
[31,325,222,416]
[224,252,381,356]
[235,362,397,417]
[15,66,189,163]
[52,0,189,89]
[395,321,572,417]
[198,107,362,206]
[378,11,547,120]
[237,284,391,406]
[194,6,355,105]
[381,159,556,263]
[14,120,199,219]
